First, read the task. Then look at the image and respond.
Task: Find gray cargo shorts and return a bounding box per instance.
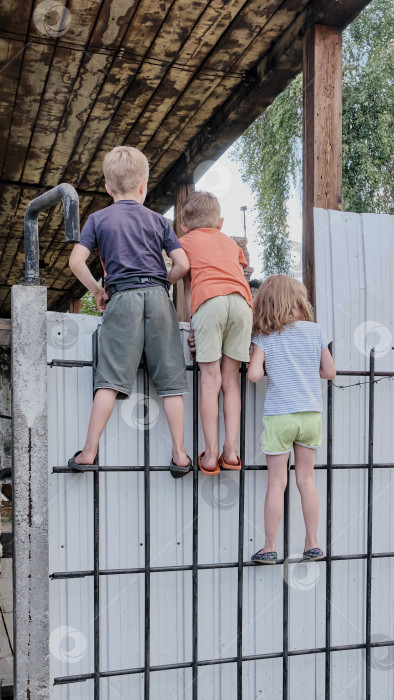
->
[94,285,189,398]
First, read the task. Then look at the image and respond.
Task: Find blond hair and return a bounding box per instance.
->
[253,274,314,335]
[103,146,149,195]
[182,191,221,231]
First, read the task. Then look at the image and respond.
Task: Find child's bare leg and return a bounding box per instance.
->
[75,388,118,464]
[163,395,189,467]
[221,354,241,465]
[258,453,289,553]
[199,360,222,470]
[294,443,319,550]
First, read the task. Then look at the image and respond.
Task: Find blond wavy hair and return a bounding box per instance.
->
[103,146,149,195]
[253,274,314,335]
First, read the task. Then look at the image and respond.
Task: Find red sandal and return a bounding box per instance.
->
[218,453,241,471]
[198,452,220,475]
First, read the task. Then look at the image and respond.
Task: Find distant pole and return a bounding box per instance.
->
[240,205,247,237]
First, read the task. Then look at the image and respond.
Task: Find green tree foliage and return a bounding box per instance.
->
[231,0,394,277]
[81,291,101,316]
[342,0,394,212]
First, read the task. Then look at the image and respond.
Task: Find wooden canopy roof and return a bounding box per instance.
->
[0,0,369,316]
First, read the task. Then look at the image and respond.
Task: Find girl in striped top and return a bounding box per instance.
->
[247,275,336,564]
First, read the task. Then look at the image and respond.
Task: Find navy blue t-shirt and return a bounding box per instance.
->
[79,199,182,288]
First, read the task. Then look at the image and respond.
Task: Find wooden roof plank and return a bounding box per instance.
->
[77,0,216,190]
[79,0,300,192]
[141,0,309,176]
[59,0,244,185]
[147,0,371,212]
[38,0,156,186]
[58,58,142,185]
[20,0,143,185]
[88,0,140,48]
[0,185,22,242]
[2,42,54,181]
[21,47,88,184]
[29,0,104,45]
[0,39,27,176]
[40,51,115,184]
[0,0,34,37]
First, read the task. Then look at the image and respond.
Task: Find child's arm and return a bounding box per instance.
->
[167,248,190,285]
[247,344,265,383]
[320,347,336,380]
[183,272,196,358]
[182,272,192,322]
[69,244,108,312]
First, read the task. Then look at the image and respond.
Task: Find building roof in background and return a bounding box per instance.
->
[0,0,370,315]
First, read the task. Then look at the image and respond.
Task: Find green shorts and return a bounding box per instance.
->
[191,293,253,363]
[94,285,189,398]
[261,412,322,455]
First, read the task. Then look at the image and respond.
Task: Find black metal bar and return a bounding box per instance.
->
[335,370,394,377]
[92,331,100,700]
[53,637,394,686]
[23,183,80,284]
[325,342,333,700]
[52,462,394,473]
[143,358,151,700]
[48,360,94,368]
[47,356,394,378]
[237,363,247,699]
[366,348,375,700]
[192,356,199,700]
[283,459,290,700]
[50,549,394,579]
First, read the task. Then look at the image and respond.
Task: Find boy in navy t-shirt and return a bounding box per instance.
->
[68,146,192,478]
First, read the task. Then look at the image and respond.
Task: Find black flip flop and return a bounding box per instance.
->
[170,456,192,479]
[68,450,98,472]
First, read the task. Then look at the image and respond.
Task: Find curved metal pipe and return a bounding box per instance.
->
[24,183,80,284]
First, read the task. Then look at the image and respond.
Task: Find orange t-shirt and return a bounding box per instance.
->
[180,228,253,316]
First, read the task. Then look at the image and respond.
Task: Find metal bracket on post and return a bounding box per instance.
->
[12,184,80,700]
[23,183,80,284]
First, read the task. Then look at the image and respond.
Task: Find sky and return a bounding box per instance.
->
[165,144,303,280]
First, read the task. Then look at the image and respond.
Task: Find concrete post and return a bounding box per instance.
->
[11,285,49,700]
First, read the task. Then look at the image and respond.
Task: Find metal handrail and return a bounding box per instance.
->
[23,183,80,284]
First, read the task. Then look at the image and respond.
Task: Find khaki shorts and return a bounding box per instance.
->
[95,285,188,398]
[191,293,253,363]
[261,412,322,455]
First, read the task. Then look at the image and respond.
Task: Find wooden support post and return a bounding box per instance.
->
[173,182,195,322]
[303,24,342,310]
[69,297,81,313]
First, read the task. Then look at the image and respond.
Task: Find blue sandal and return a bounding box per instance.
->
[303,547,324,561]
[251,550,277,564]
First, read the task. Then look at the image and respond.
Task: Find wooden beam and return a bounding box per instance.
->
[0,320,11,346]
[302,24,342,310]
[173,182,195,322]
[68,298,82,314]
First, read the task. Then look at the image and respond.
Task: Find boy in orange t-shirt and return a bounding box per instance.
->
[180,191,253,474]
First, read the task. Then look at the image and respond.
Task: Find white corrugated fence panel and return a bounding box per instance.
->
[315,208,394,699]
[47,209,393,699]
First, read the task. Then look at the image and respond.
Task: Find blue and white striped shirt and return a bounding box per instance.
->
[252,321,328,415]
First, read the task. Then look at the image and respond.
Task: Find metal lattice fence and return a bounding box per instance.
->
[48,330,394,700]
